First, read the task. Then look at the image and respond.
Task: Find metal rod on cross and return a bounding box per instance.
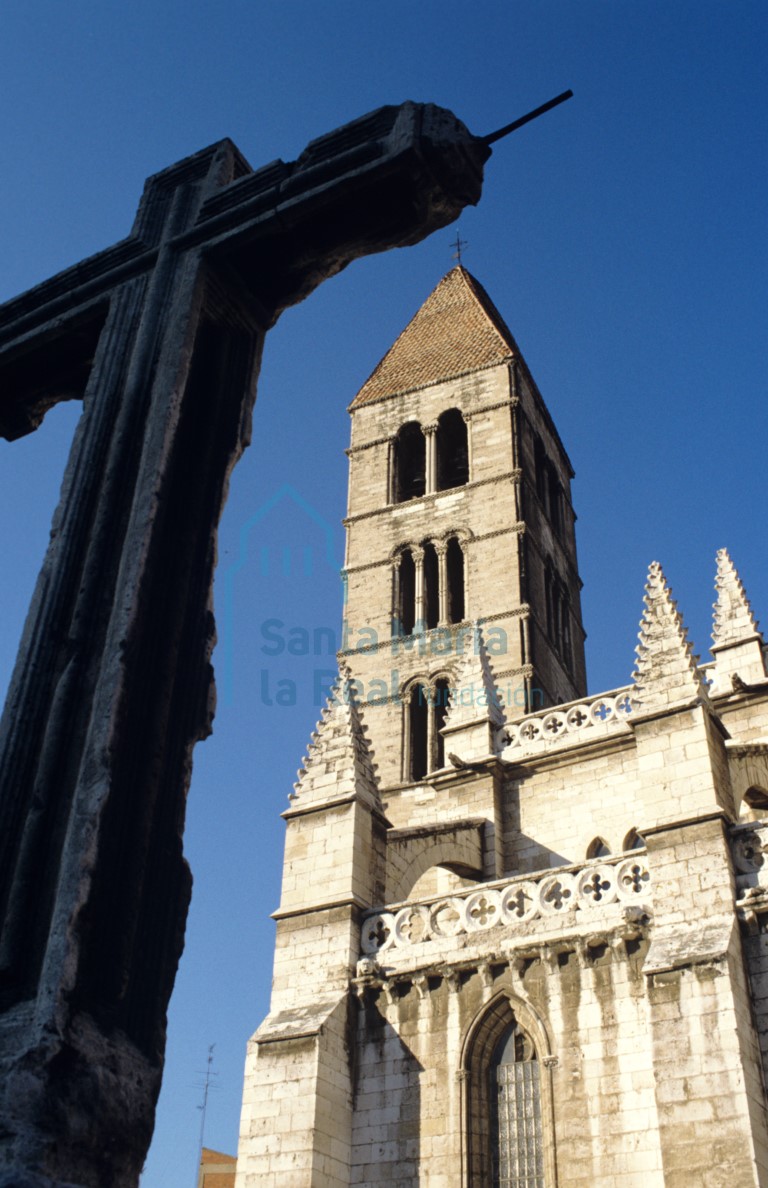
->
[0,91,573,1188]
[483,89,573,145]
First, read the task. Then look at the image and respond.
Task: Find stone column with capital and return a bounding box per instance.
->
[424,421,439,494]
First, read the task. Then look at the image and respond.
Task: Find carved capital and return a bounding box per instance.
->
[422,421,439,435]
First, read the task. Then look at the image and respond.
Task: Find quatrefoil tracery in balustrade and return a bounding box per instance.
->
[359,856,651,955]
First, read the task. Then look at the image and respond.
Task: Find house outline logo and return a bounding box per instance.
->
[219,483,345,705]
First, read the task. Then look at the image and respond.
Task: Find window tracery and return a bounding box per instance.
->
[464,997,550,1188]
[491,1024,544,1188]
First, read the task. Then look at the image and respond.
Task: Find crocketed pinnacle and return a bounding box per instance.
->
[443,622,506,732]
[712,548,762,648]
[350,266,519,407]
[632,561,708,710]
[290,664,379,809]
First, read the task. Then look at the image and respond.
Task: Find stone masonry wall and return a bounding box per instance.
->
[351,945,667,1187]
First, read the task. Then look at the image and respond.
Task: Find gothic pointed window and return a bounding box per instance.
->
[436,408,469,490]
[393,422,426,503]
[491,1024,544,1188]
[587,837,611,859]
[465,999,549,1187]
[446,536,465,623]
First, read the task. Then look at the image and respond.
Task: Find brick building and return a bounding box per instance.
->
[198,1147,237,1188]
[234,268,768,1185]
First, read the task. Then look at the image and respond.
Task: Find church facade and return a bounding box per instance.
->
[234,268,768,1186]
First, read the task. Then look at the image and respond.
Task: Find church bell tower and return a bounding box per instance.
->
[234,267,588,1185]
[342,263,587,782]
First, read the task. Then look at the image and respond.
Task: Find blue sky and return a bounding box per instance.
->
[0,3,766,1183]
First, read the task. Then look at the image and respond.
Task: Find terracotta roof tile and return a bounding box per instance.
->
[350,267,519,407]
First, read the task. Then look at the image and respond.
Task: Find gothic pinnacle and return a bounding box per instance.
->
[713,548,762,648]
[632,561,708,710]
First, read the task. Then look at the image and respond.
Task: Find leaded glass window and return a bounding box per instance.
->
[490,1024,544,1188]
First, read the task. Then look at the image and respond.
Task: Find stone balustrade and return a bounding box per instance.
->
[500,686,635,759]
[361,852,651,957]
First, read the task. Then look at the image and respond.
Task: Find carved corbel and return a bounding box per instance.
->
[540,947,560,973]
[412,973,428,1000]
[442,968,461,994]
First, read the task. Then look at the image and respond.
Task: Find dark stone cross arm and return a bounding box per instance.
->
[0,103,489,1187]
[0,102,485,438]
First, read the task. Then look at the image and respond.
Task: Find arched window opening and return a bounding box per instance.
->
[587,837,611,859]
[544,563,573,672]
[409,684,429,782]
[423,543,440,630]
[547,468,562,534]
[446,537,465,623]
[398,549,416,636]
[534,437,547,507]
[544,562,556,640]
[465,999,548,1188]
[560,590,572,670]
[405,677,452,782]
[434,677,450,770]
[394,422,426,503]
[437,408,469,490]
[622,828,646,851]
[490,1023,543,1188]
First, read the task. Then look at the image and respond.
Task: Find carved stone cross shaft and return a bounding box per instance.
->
[0,105,489,1187]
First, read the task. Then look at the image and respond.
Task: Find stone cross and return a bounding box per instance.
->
[0,104,489,1188]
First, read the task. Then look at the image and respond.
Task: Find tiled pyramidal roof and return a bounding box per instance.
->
[350,266,519,407]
